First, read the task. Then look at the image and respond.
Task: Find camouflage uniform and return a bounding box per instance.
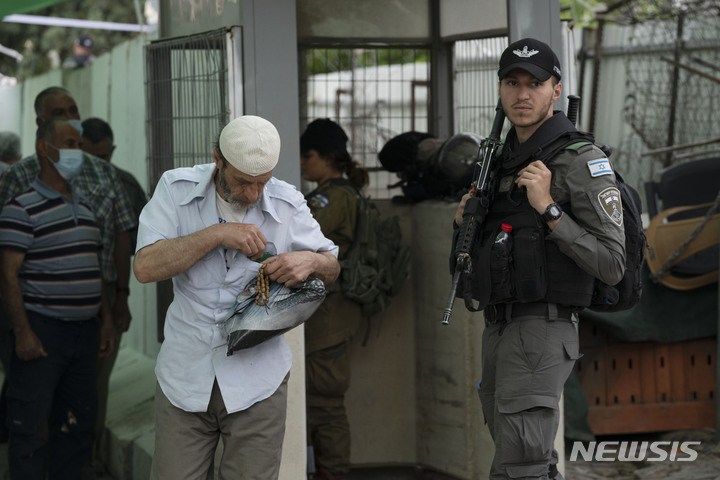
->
[305,179,362,479]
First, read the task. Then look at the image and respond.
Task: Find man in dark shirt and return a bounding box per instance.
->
[81,116,147,473]
[0,119,114,479]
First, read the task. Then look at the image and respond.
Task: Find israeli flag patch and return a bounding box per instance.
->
[308,193,329,209]
[587,158,613,177]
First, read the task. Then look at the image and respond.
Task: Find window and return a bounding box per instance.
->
[299,47,430,199]
[453,36,508,137]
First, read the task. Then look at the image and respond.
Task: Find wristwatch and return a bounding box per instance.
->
[541,203,563,223]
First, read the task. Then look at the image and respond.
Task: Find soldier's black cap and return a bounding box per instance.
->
[76,35,94,48]
[300,118,348,154]
[498,38,561,82]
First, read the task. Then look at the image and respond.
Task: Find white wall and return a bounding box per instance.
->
[0,85,22,138]
[64,35,160,359]
[440,0,507,39]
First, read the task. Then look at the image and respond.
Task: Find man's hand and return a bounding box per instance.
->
[261,251,318,287]
[515,160,555,214]
[99,313,115,358]
[455,193,473,227]
[113,293,132,333]
[14,326,48,361]
[218,223,268,260]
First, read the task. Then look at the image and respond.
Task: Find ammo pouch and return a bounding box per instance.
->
[455,208,596,312]
[457,210,548,311]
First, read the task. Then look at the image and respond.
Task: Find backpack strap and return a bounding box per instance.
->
[538,136,596,166]
[564,140,593,151]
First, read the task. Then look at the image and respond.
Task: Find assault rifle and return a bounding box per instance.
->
[441,100,506,325]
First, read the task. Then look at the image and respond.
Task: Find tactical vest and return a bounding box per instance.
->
[457,153,596,310]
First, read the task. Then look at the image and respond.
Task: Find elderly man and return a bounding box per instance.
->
[134,115,340,480]
[0,119,114,479]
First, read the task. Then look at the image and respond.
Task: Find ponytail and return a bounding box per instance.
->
[346,161,369,190]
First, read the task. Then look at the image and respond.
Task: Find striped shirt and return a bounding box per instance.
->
[0,153,137,282]
[0,180,102,320]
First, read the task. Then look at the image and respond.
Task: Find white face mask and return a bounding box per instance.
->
[46,143,84,180]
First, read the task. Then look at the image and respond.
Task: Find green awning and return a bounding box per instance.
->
[0,0,67,19]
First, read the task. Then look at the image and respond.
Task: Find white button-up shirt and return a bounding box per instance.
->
[136,163,338,413]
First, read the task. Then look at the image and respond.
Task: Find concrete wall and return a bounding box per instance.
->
[345,200,495,479]
[0,85,22,138]
[410,201,492,479]
[346,201,418,466]
[346,200,564,479]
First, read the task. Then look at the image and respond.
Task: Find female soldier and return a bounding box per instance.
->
[300,118,368,480]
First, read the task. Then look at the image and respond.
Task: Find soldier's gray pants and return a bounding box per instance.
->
[479,309,580,480]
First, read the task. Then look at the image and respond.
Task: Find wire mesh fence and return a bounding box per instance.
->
[144,28,230,193]
[608,2,720,194]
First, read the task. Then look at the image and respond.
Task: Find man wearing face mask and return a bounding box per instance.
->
[0,87,136,476]
[0,119,115,479]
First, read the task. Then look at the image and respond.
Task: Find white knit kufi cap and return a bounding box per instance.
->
[219,115,281,175]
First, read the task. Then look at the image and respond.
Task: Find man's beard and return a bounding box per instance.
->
[511,95,555,129]
[218,166,258,209]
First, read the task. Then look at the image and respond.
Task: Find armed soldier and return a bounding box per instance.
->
[451,38,625,479]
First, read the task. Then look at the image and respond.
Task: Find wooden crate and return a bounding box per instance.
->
[575,322,716,435]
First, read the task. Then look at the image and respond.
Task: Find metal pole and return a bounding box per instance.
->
[589,16,604,134]
[716,240,720,441]
[665,12,685,168]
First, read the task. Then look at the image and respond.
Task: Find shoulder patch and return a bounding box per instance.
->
[308,193,329,209]
[565,141,593,152]
[587,158,613,177]
[598,187,623,226]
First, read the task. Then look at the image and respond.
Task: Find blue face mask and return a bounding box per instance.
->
[47,144,84,180]
[39,117,84,135]
[67,119,84,135]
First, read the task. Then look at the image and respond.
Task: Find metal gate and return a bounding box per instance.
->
[144,26,243,194]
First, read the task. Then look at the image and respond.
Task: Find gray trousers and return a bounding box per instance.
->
[479,310,580,480]
[150,376,288,480]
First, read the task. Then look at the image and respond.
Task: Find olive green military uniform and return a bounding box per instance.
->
[305,179,362,478]
[480,139,625,480]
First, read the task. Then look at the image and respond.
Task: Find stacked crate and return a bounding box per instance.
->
[575,322,716,435]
